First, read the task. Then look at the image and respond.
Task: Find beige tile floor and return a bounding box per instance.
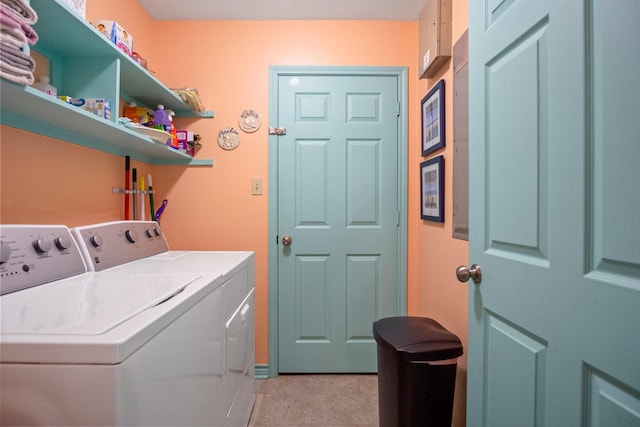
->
[248,374,379,426]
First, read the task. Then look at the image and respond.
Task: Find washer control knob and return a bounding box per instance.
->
[0,242,12,264]
[55,235,72,250]
[145,229,153,238]
[154,228,161,237]
[125,229,138,244]
[90,234,104,248]
[34,237,52,253]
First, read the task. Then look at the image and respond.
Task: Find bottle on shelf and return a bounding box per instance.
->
[166,109,178,148]
[32,76,57,96]
[152,105,171,131]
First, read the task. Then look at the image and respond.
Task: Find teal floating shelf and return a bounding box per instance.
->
[0,0,214,166]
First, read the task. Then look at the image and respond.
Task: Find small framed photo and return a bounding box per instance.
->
[420,155,444,222]
[421,79,445,156]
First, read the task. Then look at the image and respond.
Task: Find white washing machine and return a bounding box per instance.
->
[0,222,254,426]
[72,221,256,427]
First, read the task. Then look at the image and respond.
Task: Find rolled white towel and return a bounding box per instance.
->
[0,58,34,85]
[1,25,29,48]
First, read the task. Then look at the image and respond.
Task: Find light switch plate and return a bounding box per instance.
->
[252,178,263,195]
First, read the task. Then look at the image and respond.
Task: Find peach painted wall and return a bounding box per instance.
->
[149,18,418,373]
[1,1,470,424]
[409,1,469,425]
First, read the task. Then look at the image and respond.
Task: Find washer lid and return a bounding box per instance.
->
[1,272,200,335]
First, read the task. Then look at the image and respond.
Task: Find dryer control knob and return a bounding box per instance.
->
[34,237,52,253]
[0,242,12,264]
[55,235,72,250]
[125,229,138,244]
[90,234,103,248]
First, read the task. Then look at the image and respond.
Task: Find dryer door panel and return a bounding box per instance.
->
[224,288,255,425]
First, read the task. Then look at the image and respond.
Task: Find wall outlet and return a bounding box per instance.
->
[252,178,263,195]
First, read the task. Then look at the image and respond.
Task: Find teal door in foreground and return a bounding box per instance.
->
[270,67,406,373]
[467,0,640,425]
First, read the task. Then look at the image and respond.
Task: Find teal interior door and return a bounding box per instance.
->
[272,68,405,373]
[467,0,640,425]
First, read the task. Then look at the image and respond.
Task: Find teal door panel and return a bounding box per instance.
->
[468,0,640,426]
[274,70,403,373]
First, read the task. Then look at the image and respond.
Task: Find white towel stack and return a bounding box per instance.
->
[0,0,38,85]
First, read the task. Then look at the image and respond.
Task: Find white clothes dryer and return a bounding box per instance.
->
[72,220,256,427]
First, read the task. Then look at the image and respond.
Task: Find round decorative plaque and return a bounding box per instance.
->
[217,127,241,150]
[238,109,262,133]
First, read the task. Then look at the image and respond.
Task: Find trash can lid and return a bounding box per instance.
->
[373,316,463,361]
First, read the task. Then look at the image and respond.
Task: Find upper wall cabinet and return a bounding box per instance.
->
[418,0,452,79]
[0,0,214,166]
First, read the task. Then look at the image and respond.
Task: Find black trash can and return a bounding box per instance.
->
[373,316,463,427]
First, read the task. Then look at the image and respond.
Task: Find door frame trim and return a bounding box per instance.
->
[267,66,408,377]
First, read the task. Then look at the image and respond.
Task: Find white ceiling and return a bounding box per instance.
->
[137,0,428,21]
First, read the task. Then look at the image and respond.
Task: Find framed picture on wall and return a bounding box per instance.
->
[420,155,444,222]
[421,79,445,156]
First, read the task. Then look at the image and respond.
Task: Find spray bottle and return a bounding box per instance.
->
[166,109,178,148]
[152,104,171,133]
